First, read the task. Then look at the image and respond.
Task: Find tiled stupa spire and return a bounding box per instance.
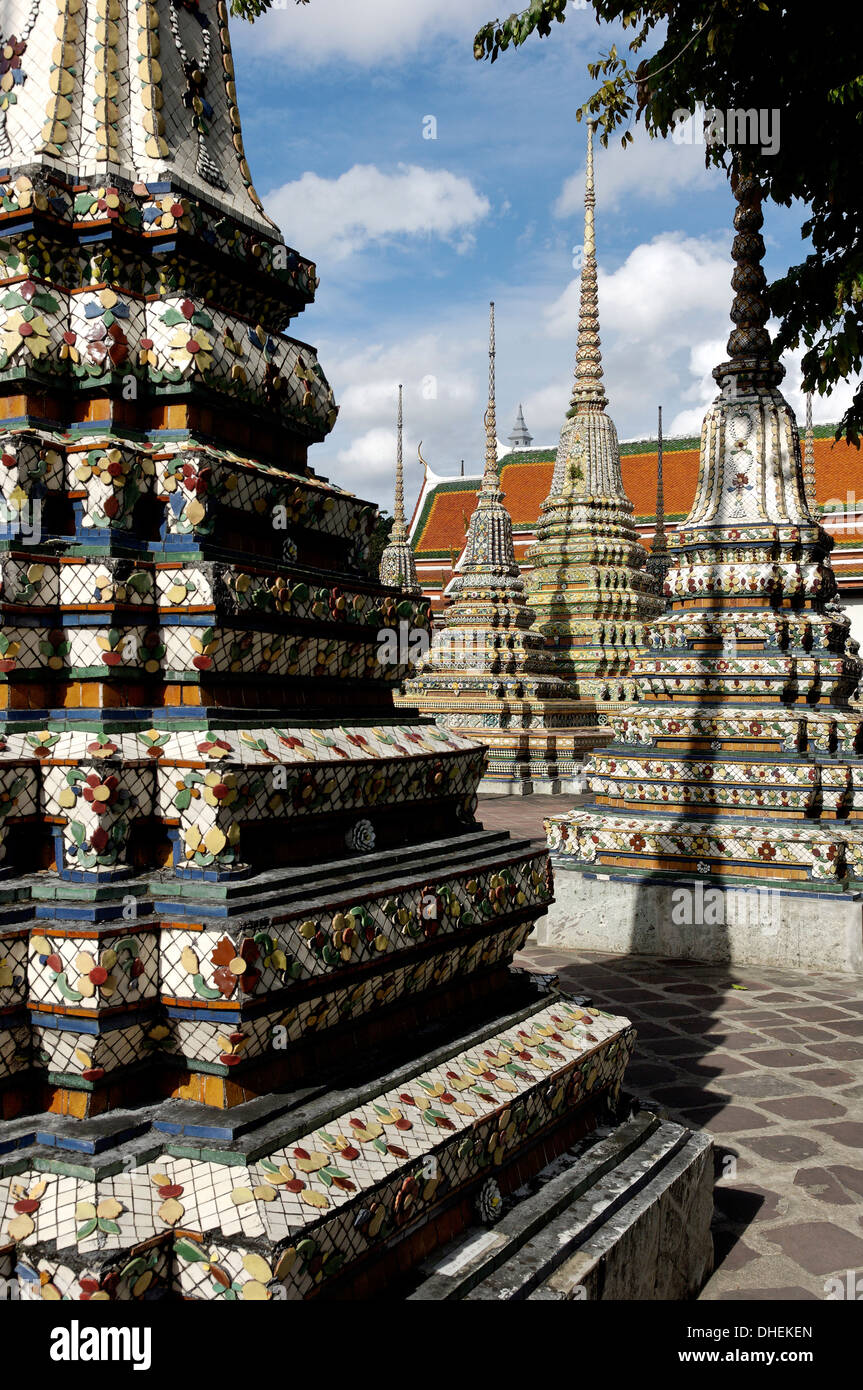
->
[379,384,420,594]
[396,306,593,790]
[526,120,662,700]
[403,303,561,697]
[547,169,863,895]
[803,391,818,512]
[645,406,673,601]
[0,2,636,1303]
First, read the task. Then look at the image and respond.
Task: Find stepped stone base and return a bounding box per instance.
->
[408,1109,714,1300]
[0,975,640,1301]
[538,869,863,973]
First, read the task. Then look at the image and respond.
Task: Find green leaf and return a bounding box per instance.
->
[192,972,222,1001]
[174,1239,209,1263]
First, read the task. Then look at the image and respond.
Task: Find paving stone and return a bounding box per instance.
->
[744,1134,823,1163]
[735,1012,791,1025]
[714,1182,783,1222]
[643,1038,706,1057]
[806,1041,863,1062]
[765,1221,863,1276]
[750,992,803,1004]
[742,1047,816,1068]
[664,983,723,997]
[652,1085,727,1110]
[757,1025,837,1043]
[701,1030,768,1048]
[789,1066,855,1088]
[781,1005,855,1021]
[813,1121,863,1149]
[793,1168,857,1206]
[713,1232,760,1271]
[600,987,664,1002]
[634,1001,700,1018]
[700,1105,773,1134]
[626,1022,680,1040]
[684,1054,758,1078]
[826,1165,863,1198]
[760,1095,846,1121]
[712,1073,802,1099]
[624,1062,680,1085]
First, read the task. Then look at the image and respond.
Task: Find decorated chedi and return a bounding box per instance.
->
[542,170,863,974]
[378,384,420,595]
[526,120,662,706]
[397,305,598,793]
[0,0,644,1302]
[645,406,673,603]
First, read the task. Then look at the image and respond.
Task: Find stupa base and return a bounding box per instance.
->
[537,868,863,973]
[0,975,639,1301]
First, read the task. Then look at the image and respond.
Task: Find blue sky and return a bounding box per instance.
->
[230,0,851,512]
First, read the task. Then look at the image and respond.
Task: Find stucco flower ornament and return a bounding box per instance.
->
[476,1178,503,1226]
[163,300,214,374]
[346,818,375,853]
[2,290,53,358]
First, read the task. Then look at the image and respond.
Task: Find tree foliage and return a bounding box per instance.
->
[474,1,863,445]
[228,0,862,443]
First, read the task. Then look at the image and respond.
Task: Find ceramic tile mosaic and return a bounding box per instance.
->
[546,175,863,894]
[1,997,635,1300]
[0,0,630,1304]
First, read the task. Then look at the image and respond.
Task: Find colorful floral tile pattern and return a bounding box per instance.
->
[0,998,635,1301]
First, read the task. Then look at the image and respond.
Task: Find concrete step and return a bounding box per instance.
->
[408,1109,714,1301]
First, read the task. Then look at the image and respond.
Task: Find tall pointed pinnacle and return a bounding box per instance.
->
[653,406,667,554]
[378,384,420,594]
[450,301,520,586]
[803,391,818,512]
[482,301,500,493]
[392,384,406,541]
[569,120,608,416]
[645,404,672,597]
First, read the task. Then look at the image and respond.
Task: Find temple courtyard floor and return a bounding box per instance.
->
[478,795,863,1301]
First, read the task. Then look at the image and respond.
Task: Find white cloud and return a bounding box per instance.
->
[545,232,730,342]
[235,0,495,67]
[555,123,721,218]
[334,427,403,490]
[539,233,732,435]
[308,231,854,512]
[669,333,857,438]
[267,163,490,261]
[314,330,487,508]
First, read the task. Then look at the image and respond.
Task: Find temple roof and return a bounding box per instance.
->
[410,426,857,559]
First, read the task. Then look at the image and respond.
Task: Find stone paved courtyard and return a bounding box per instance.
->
[480,795,863,1301]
